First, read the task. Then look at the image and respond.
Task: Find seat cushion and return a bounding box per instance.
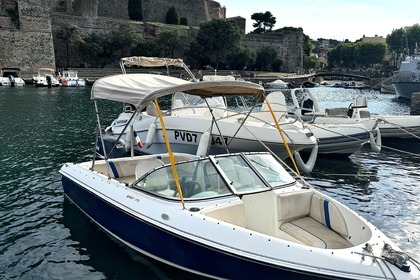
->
[280,217,352,249]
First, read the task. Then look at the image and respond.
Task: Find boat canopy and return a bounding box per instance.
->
[91,74,264,109]
[120,56,185,68]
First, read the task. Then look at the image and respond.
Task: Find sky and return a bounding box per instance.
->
[218,0,420,42]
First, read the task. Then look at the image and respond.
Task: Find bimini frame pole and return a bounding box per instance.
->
[153,99,185,209]
[94,100,107,160]
[264,98,301,176]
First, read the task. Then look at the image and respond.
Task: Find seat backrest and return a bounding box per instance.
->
[262,91,287,112]
[310,194,348,237]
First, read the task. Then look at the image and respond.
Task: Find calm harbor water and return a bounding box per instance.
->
[0,85,419,279]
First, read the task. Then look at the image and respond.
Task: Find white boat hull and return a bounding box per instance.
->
[393,81,420,100]
[107,113,317,160]
[60,154,420,280]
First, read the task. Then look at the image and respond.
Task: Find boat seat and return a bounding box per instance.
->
[262,91,288,113]
[277,191,351,249]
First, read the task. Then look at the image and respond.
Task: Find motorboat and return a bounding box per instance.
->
[281,88,382,155]
[392,44,420,100]
[59,70,87,87]
[60,148,420,278]
[100,57,318,174]
[265,79,290,89]
[0,67,25,86]
[290,88,420,141]
[99,74,318,174]
[60,72,419,278]
[32,68,61,87]
[380,78,396,94]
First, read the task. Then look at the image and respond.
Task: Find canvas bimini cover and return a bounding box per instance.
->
[120,56,185,68]
[91,73,265,110]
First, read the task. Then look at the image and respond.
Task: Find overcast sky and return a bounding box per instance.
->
[219,0,419,41]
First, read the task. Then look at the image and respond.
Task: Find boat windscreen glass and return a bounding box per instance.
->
[244,154,295,187]
[172,92,225,109]
[215,155,270,193]
[134,158,232,200]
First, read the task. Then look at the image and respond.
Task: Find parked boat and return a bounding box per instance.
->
[32,68,60,87]
[266,89,381,156]
[59,70,86,87]
[392,45,420,100]
[99,73,318,174]
[60,79,420,278]
[0,67,25,86]
[290,88,420,141]
[265,79,290,89]
[100,57,318,174]
[380,78,396,94]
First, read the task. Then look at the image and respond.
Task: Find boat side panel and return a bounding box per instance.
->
[61,175,343,280]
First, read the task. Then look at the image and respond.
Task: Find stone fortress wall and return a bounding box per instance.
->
[0,0,303,74]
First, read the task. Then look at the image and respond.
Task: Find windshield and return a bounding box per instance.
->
[133,158,232,199]
[245,154,295,187]
[172,92,226,109]
[215,155,270,193]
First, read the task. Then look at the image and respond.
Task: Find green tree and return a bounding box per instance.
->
[303,34,313,56]
[226,47,256,70]
[184,41,207,69]
[106,23,142,61]
[251,11,276,34]
[131,39,160,57]
[180,17,188,26]
[355,42,386,68]
[157,30,185,58]
[56,25,84,67]
[387,27,407,54]
[166,6,179,25]
[303,55,318,71]
[196,19,243,68]
[255,46,278,70]
[387,24,420,55]
[128,0,143,21]
[327,42,386,69]
[79,33,105,67]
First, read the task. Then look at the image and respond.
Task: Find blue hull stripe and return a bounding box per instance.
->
[61,175,346,280]
[324,200,332,229]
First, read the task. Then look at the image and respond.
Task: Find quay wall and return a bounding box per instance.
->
[0,0,303,74]
[0,1,55,72]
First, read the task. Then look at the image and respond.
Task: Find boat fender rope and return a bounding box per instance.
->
[369,127,382,153]
[293,144,318,175]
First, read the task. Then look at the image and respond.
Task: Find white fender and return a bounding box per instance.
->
[369,127,382,153]
[293,144,318,175]
[196,131,211,157]
[145,123,157,149]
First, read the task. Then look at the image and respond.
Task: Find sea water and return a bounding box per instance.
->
[0,86,418,279]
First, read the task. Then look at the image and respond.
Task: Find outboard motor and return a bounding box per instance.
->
[46,75,52,88]
[9,75,15,87]
[96,135,128,159]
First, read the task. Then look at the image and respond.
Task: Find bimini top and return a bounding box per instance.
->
[91,73,264,109]
[120,56,185,68]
